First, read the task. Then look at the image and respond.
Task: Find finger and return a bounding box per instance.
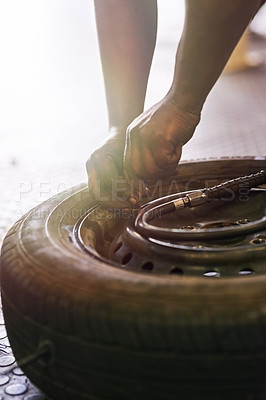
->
[125,130,165,181]
[104,174,140,205]
[88,152,120,199]
[149,133,182,170]
[123,169,147,206]
[89,166,141,208]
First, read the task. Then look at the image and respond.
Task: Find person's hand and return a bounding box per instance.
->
[86,127,140,208]
[124,96,200,193]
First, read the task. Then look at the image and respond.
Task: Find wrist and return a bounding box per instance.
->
[167,87,203,117]
[108,126,127,139]
[163,94,201,136]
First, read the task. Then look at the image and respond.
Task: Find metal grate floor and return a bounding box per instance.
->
[182,36,266,160]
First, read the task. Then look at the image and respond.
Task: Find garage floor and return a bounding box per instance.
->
[0,30,266,400]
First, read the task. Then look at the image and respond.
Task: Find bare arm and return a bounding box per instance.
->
[170,0,261,114]
[94,0,157,129]
[125,0,261,186]
[87,0,157,206]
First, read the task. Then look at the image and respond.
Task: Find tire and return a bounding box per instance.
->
[1,157,266,400]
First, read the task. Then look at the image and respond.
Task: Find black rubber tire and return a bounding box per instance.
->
[2,158,266,400]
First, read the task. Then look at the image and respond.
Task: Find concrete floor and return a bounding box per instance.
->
[0,3,265,398]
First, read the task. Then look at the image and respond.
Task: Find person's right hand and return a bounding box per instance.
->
[124,96,200,193]
[86,127,140,209]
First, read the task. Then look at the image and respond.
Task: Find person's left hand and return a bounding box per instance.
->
[86,127,140,209]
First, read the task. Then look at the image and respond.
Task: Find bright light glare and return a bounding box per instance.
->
[0,1,185,164]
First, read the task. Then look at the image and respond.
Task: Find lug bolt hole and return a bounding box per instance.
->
[122,253,132,265]
[170,267,183,275]
[113,242,122,253]
[237,219,250,224]
[204,271,220,278]
[239,269,254,276]
[141,262,154,271]
[251,238,266,245]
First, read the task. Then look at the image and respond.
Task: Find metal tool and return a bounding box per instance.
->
[136,170,266,240]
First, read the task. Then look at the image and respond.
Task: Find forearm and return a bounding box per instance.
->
[94,0,157,129]
[169,0,261,113]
